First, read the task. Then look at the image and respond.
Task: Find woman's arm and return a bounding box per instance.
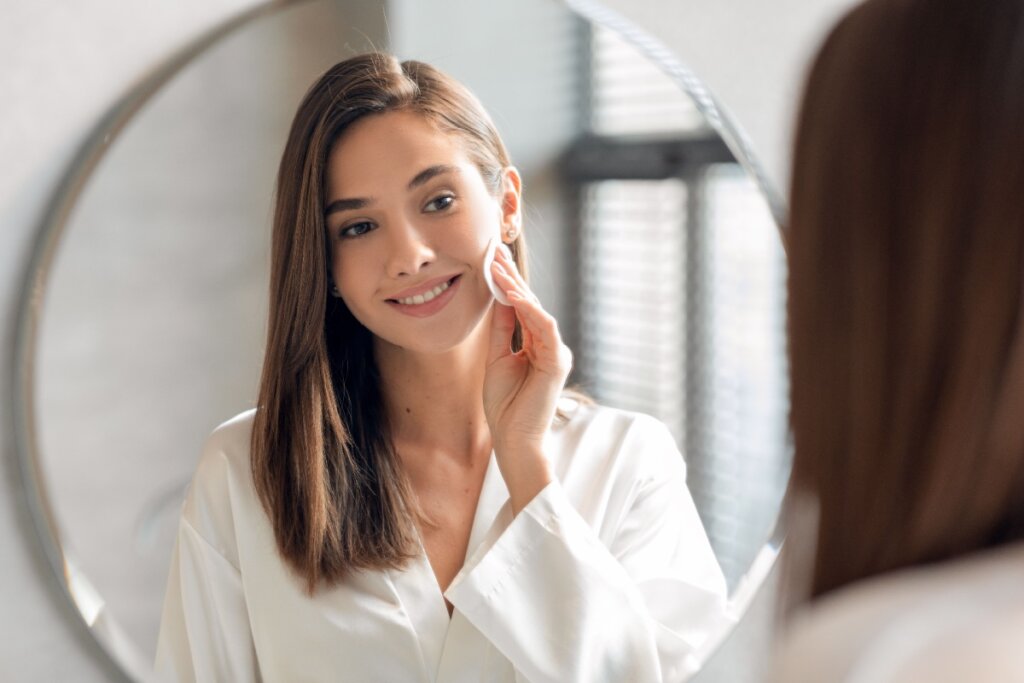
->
[155,439,261,683]
[156,517,260,682]
[444,421,729,683]
[472,244,729,681]
[481,242,569,513]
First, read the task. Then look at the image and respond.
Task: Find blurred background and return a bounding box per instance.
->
[0,0,857,681]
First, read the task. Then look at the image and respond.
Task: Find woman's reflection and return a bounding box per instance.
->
[155,53,728,682]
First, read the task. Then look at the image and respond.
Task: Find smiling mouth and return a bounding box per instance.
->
[387,275,460,306]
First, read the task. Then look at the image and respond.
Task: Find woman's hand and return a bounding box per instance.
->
[483,244,573,511]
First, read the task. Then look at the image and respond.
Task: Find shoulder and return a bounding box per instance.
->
[774,543,1024,682]
[202,408,257,459]
[550,394,685,485]
[179,409,259,557]
[186,409,256,500]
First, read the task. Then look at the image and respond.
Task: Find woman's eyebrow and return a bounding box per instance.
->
[408,164,458,190]
[324,165,459,217]
[324,196,369,216]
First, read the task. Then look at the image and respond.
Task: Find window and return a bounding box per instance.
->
[568,24,788,588]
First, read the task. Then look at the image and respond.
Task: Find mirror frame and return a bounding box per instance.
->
[10,0,788,679]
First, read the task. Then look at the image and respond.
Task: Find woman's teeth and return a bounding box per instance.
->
[395,279,452,305]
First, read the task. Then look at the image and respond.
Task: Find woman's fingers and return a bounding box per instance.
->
[490,252,572,375]
[491,259,536,306]
[486,296,517,365]
[506,290,572,377]
[494,246,537,301]
[507,291,536,353]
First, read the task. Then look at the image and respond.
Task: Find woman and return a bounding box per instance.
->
[776,0,1024,679]
[156,53,727,682]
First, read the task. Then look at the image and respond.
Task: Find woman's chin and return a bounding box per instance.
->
[375,308,493,357]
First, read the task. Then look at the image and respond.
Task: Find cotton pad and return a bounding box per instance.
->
[482,237,512,306]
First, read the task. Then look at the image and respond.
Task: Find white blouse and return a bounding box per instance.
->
[772,542,1024,683]
[155,399,730,682]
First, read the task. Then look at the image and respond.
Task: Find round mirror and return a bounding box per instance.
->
[16,0,788,680]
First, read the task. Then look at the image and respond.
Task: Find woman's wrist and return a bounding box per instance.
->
[494,443,553,516]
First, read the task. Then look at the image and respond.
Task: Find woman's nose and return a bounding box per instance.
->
[385,219,435,278]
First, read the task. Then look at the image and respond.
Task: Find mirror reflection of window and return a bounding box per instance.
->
[572,25,788,589]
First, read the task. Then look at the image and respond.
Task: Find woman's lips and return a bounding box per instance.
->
[386,275,461,318]
[387,273,461,300]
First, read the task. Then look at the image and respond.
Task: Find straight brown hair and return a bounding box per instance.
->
[251,54,533,594]
[788,0,1024,599]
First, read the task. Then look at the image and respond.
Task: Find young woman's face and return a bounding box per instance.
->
[324,109,518,354]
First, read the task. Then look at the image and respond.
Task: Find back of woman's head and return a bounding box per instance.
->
[788,0,1024,598]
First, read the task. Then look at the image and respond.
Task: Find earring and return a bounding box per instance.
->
[329,281,340,297]
[505,227,517,239]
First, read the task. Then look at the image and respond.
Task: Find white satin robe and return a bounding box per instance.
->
[155,399,730,682]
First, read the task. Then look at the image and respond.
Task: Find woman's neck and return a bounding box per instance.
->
[374,322,492,464]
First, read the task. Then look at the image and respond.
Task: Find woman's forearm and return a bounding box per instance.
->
[493,442,553,516]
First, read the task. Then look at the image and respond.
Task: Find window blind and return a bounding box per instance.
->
[577,24,787,589]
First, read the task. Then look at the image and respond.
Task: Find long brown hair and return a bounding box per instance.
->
[252,54,530,593]
[788,0,1024,599]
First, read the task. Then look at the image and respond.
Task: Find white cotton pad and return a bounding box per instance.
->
[482,237,512,306]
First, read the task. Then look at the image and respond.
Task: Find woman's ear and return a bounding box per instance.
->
[500,166,523,242]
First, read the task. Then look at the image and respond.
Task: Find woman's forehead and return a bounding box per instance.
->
[326,112,478,195]
[333,111,456,163]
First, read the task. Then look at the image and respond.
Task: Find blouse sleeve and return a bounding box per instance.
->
[444,419,731,683]
[154,433,261,683]
[155,517,260,683]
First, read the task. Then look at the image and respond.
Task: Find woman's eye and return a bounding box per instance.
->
[424,194,455,213]
[339,221,374,239]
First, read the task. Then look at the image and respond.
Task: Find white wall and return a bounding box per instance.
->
[0,0,856,679]
[34,2,387,666]
[1,5,262,679]
[599,0,856,196]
